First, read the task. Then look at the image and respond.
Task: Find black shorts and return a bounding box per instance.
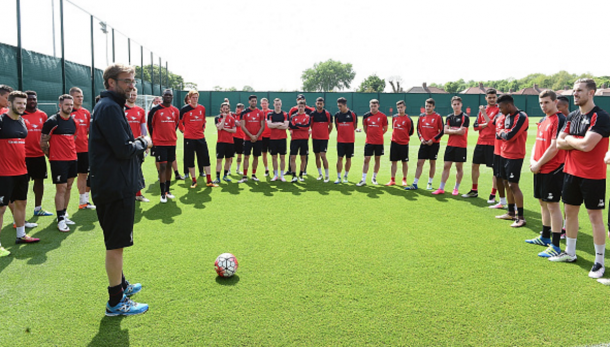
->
[233,137,244,155]
[472,144,494,167]
[154,145,176,164]
[418,143,440,160]
[444,146,467,163]
[533,167,564,202]
[26,156,48,180]
[243,140,262,157]
[97,197,136,250]
[390,141,409,162]
[216,142,235,159]
[261,137,270,153]
[77,152,89,174]
[364,144,384,157]
[562,174,606,210]
[184,138,211,168]
[50,160,77,184]
[501,158,523,183]
[290,139,309,156]
[337,142,355,158]
[269,139,287,156]
[0,174,28,205]
[493,154,504,178]
[312,139,329,154]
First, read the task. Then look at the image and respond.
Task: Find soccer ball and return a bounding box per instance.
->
[214,253,239,277]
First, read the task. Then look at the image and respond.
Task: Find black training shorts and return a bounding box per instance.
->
[97,197,136,250]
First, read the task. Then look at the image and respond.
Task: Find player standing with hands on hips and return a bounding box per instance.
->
[90,63,152,316]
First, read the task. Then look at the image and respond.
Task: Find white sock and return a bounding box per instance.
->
[428,177,433,184]
[86,192,90,202]
[344,171,349,178]
[565,237,577,257]
[318,167,322,175]
[337,173,342,179]
[372,172,377,179]
[413,178,419,185]
[237,163,241,171]
[280,170,284,178]
[454,183,460,190]
[362,173,367,181]
[34,206,41,211]
[595,244,606,265]
[325,169,329,178]
[500,197,507,205]
[16,226,26,238]
[562,219,566,229]
[439,182,446,190]
[79,194,86,205]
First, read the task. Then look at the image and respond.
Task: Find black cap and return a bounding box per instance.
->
[297,94,305,100]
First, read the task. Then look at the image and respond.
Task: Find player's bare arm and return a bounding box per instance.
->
[40,133,50,156]
[565,131,603,152]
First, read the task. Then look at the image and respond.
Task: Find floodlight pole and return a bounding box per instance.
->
[60,0,66,93]
[128,38,131,65]
[16,0,23,91]
[111,28,115,63]
[158,57,162,95]
[90,15,95,106]
[140,45,144,89]
[150,52,153,95]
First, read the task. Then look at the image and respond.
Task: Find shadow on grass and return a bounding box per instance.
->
[87,316,129,347]
[142,201,183,224]
[71,209,97,232]
[178,187,212,210]
[215,274,240,286]
[379,185,419,201]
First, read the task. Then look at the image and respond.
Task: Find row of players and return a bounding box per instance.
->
[2,79,610,284]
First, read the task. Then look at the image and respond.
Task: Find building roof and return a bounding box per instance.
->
[459,82,488,94]
[596,83,610,96]
[512,84,551,95]
[405,82,448,94]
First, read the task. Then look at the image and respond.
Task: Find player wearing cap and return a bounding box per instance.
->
[213,102,236,184]
[125,88,150,202]
[232,103,246,175]
[334,97,357,184]
[22,90,54,215]
[310,97,332,182]
[494,94,529,228]
[405,98,444,190]
[525,90,566,257]
[267,98,290,182]
[289,100,312,183]
[463,89,499,201]
[70,87,95,210]
[260,98,272,177]
[41,94,78,232]
[550,79,610,280]
[432,96,469,195]
[386,100,414,186]
[0,91,41,257]
[238,95,265,183]
[148,89,180,203]
[179,90,217,188]
[357,99,388,186]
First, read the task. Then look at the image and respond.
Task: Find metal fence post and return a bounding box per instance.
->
[90,15,95,105]
[16,0,23,91]
[60,0,66,93]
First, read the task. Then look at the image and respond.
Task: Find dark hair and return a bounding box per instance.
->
[25,90,37,97]
[539,90,557,101]
[486,88,497,95]
[425,98,435,106]
[451,96,462,103]
[574,78,597,92]
[497,94,514,104]
[316,97,324,103]
[396,100,405,107]
[8,90,27,103]
[298,100,306,105]
[102,63,135,89]
[248,95,257,100]
[557,95,570,104]
[0,84,13,96]
[69,87,83,95]
[337,97,347,105]
[58,94,73,103]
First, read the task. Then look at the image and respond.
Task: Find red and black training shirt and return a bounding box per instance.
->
[391,114,414,145]
[310,108,332,140]
[179,104,206,140]
[334,110,358,143]
[363,111,388,145]
[499,110,529,160]
[148,104,180,146]
[22,109,48,158]
[289,113,311,140]
[72,107,91,153]
[474,105,499,146]
[268,111,289,140]
[0,113,28,176]
[534,113,566,174]
[41,113,77,161]
[261,108,273,138]
[445,112,469,148]
[215,114,236,144]
[125,105,146,138]
[417,112,444,143]
[240,108,265,138]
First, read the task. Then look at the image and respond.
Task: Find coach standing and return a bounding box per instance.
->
[90,63,151,316]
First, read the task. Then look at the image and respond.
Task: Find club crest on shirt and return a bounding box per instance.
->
[166,116,171,120]
[583,118,590,125]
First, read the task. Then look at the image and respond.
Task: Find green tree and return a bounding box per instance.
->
[242,85,254,92]
[301,59,356,92]
[184,82,198,90]
[134,65,184,89]
[357,74,386,93]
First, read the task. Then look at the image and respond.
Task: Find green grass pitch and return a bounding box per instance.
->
[1,116,610,346]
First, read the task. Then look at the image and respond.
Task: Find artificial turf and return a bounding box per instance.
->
[1,118,610,346]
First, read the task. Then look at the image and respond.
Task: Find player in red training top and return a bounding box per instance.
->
[0,91,41,257]
[406,98,444,190]
[69,87,95,210]
[22,90,54,216]
[179,90,217,188]
[494,94,529,228]
[334,97,357,184]
[41,94,78,232]
[386,100,414,186]
[125,88,150,202]
[148,89,180,203]
[238,95,265,183]
[463,89,499,201]
[433,96,469,195]
[213,101,237,184]
[310,97,333,183]
[0,84,11,115]
[552,79,610,280]
[266,98,290,182]
[287,94,315,176]
[260,98,272,177]
[289,100,312,183]
[357,99,388,186]
[525,90,566,258]
[232,102,246,175]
